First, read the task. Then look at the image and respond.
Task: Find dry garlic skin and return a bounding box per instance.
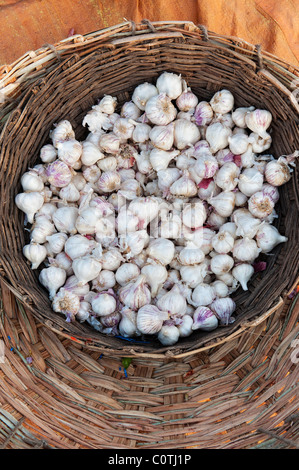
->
[15,71,295,347]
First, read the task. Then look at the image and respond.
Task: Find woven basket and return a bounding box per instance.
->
[0,21,298,359]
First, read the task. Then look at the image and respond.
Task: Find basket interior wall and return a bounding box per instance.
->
[0,37,298,354]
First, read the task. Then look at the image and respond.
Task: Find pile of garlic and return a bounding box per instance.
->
[16,71,298,346]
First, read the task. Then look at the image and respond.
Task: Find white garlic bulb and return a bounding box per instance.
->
[141,263,168,298]
[157,324,180,346]
[191,282,216,307]
[232,263,254,290]
[149,123,174,150]
[115,263,140,286]
[231,106,254,128]
[214,162,240,192]
[40,144,57,163]
[118,274,151,311]
[255,223,288,253]
[64,234,96,260]
[210,254,234,276]
[21,171,44,192]
[15,192,44,224]
[137,304,169,335]
[210,89,234,114]
[206,122,232,153]
[173,119,201,150]
[182,201,207,229]
[211,230,235,254]
[52,288,80,322]
[248,191,275,219]
[145,93,177,126]
[92,270,116,292]
[39,266,66,299]
[91,291,116,317]
[132,82,158,110]
[156,72,183,100]
[119,307,139,337]
[23,242,47,269]
[192,306,218,331]
[53,206,78,234]
[208,191,236,218]
[245,109,272,138]
[72,256,102,285]
[156,284,187,316]
[176,87,198,112]
[233,237,261,262]
[210,297,236,325]
[146,238,175,265]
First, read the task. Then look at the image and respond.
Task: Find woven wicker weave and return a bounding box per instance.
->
[0,21,298,449]
[0,21,298,361]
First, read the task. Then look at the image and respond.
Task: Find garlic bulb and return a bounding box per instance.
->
[192,154,219,181]
[245,109,272,138]
[30,217,56,244]
[145,93,177,126]
[119,307,139,337]
[121,101,141,120]
[157,323,180,346]
[206,122,232,154]
[23,242,47,269]
[264,157,292,186]
[39,266,66,299]
[149,148,180,172]
[96,95,117,115]
[192,307,218,331]
[118,274,151,311]
[156,284,187,316]
[57,139,82,167]
[141,263,168,298]
[210,89,234,114]
[193,101,214,126]
[248,191,275,219]
[228,133,249,155]
[149,123,174,150]
[234,214,263,238]
[176,87,198,112]
[97,170,121,193]
[46,233,68,255]
[52,288,80,322]
[46,160,73,188]
[113,117,135,141]
[92,270,116,292]
[231,106,254,128]
[137,304,169,335]
[146,238,175,265]
[214,162,240,192]
[173,119,201,150]
[210,254,234,276]
[177,243,205,266]
[169,172,198,198]
[115,263,140,286]
[21,171,44,192]
[72,256,102,285]
[255,223,288,253]
[132,122,152,143]
[64,234,96,259]
[182,202,207,229]
[191,282,216,307]
[132,82,158,110]
[210,297,236,325]
[40,144,57,163]
[129,196,160,229]
[211,280,229,298]
[232,263,254,290]
[156,72,183,100]
[177,314,193,337]
[15,192,44,224]
[211,230,235,254]
[91,291,116,317]
[233,237,261,262]
[208,191,236,217]
[100,247,124,271]
[50,120,75,148]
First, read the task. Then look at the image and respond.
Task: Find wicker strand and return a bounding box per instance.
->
[141,18,157,33]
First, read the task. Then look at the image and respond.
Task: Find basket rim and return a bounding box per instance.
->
[0,20,298,359]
